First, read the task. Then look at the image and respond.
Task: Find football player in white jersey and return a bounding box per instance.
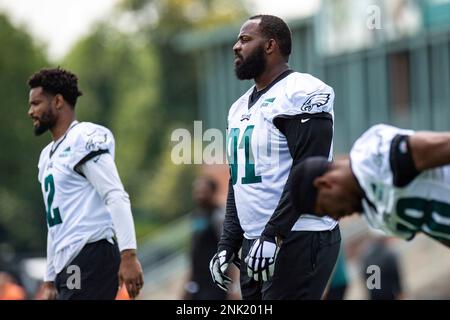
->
[209,15,340,299]
[27,68,143,299]
[289,124,450,248]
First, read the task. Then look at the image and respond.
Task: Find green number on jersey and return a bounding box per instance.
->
[228,128,240,185]
[396,197,450,241]
[44,174,63,227]
[227,126,262,185]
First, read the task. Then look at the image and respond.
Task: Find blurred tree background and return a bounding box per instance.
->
[0,14,49,254]
[0,0,248,255]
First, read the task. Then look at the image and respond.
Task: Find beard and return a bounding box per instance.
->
[33,110,56,136]
[234,45,267,80]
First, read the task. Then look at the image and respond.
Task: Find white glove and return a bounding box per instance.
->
[209,249,235,291]
[245,235,280,281]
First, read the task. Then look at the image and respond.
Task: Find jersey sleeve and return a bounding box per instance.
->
[269,73,335,122]
[350,124,415,210]
[80,153,137,251]
[68,124,116,172]
[44,232,56,281]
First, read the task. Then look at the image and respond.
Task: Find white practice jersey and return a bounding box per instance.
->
[351,124,450,242]
[227,72,338,239]
[38,121,116,277]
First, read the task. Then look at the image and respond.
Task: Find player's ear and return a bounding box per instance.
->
[265,39,276,55]
[54,94,64,110]
[313,176,332,189]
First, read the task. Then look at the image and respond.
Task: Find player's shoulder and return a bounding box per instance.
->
[261,72,334,120]
[67,121,115,154]
[285,72,331,92]
[68,122,113,141]
[350,124,415,191]
[70,121,112,136]
[283,72,334,114]
[353,124,414,151]
[351,124,395,161]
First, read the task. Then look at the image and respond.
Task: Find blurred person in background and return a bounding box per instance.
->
[324,243,348,300]
[27,67,143,300]
[0,272,26,300]
[183,176,239,300]
[361,236,403,300]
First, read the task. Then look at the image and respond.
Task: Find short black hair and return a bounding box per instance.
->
[290,157,331,214]
[249,14,292,61]
[28,67,83,107]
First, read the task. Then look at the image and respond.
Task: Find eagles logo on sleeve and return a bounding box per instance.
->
[85,132,109,152]
[301,93,331,112]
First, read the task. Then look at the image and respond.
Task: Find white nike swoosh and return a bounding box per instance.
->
[301,118,310,123]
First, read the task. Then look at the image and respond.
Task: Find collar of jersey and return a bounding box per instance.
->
[247,69,293,110]
[49,120,80,158]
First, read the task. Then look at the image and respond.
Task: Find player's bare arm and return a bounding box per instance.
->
[409,132,450,171]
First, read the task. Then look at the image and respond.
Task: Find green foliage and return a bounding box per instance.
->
[135,129,200,220]
[0,14,48,252]
[120,0,248,32]
[120,0,248,125]
[62,24,162,193]
[0,188,45,251]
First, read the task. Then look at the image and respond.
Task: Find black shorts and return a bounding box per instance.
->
[240,226,341,300]
[55,239,120,300]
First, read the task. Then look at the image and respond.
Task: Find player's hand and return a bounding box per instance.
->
[119,249,144,299]
[245,235,280,281]
[209,249,235,292]
[40,281,58,300]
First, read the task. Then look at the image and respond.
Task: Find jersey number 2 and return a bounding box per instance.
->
[227,126,262,185]
[45,174,63,227]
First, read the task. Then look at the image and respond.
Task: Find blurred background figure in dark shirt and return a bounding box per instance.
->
[182,176,239,300]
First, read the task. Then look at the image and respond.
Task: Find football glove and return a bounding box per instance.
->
[209,249,235,292]
[245,235,280,281]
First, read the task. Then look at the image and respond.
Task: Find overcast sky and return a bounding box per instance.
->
[0,0,318,61]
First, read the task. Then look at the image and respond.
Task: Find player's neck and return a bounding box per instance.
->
[254,63,289,91]
[50,112,76,141]
[342,161,364,198]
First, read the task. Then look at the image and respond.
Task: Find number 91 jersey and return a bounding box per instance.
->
[227,72,336,239]
[37,121,116,273]
[350,124,450,243]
